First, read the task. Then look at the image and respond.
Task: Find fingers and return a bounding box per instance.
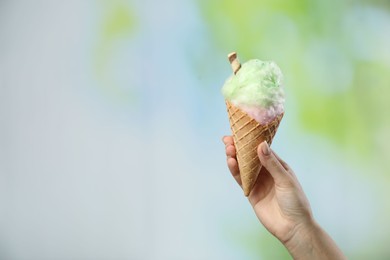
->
[222,136,234,147]
[227,157,241,186]
[222,136,242,187]
[223,135,236,159]
[225,144,236,158]
[257,141,290,184]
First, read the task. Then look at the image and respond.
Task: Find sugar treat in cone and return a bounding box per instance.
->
[222,52,285,196]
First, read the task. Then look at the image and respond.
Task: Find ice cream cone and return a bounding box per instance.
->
[226,100,283,196]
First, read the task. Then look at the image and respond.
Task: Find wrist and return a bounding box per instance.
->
[283,218,346,260]
[282,217,318,256]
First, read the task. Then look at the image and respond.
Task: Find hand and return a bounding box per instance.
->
[223,136,312,243]
[222,136,346,259]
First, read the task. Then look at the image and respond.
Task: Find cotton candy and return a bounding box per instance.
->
[222,59,285,124]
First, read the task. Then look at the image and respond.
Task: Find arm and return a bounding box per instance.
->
[284,219,346,260]
[223,136,346,260]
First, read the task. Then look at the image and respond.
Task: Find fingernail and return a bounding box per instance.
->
[261,141,270,156]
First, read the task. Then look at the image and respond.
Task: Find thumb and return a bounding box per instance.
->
[257,141,288,183]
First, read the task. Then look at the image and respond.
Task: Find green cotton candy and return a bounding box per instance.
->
[222,59,284,109]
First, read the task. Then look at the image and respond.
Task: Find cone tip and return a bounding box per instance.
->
[243,185,251,196]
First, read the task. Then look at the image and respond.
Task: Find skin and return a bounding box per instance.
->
[222,136,346,260]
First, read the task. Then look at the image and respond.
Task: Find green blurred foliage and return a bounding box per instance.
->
[94,0,136,103]
[197,0,390,160]
[240,229,291,259]
[223,221,291,259]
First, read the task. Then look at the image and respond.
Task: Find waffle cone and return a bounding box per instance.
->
[226,101,283,196]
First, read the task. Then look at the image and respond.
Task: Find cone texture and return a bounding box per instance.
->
[226,101,283,196]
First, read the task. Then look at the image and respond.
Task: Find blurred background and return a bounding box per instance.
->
[1,0,390,259]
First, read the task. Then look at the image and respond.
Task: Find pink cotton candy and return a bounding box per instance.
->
[236,103,284,125]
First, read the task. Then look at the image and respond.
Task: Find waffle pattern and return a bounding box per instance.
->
[226,101,283,196]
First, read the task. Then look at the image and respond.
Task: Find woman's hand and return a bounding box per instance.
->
[223,136,312,243]
[222,136,346,260]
